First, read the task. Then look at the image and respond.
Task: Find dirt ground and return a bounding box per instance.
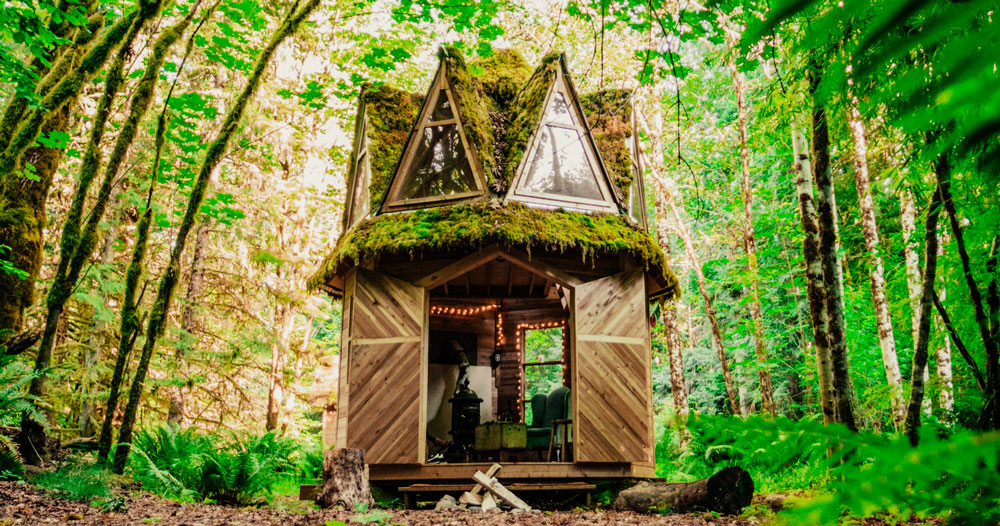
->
[0,481,756,526]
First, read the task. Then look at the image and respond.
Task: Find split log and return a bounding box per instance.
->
[315,448,374,509]
[614,466,753,515]
[472,470,530,511]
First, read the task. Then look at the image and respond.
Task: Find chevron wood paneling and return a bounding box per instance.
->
[574,269,653,463]
[345,268,426,464]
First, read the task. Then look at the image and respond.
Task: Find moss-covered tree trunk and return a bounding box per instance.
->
[791,129,836,425]
[112,0,321,473]
[21,1,171,464]
[904,160,944,442]
[809,66,857,431]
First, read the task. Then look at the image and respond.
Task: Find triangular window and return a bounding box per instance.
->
[508,69,618,213]
[345,113,371,229]
[381,66,486,212]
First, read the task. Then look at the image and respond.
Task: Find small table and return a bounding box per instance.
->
[474,422,527,462]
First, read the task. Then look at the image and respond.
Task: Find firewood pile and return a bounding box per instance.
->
[434,464,537,513]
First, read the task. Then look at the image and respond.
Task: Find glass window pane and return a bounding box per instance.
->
[521,125,603,201]
[394,124,477,201]
[544,92,574,126]
[525,364,563,406]
[349,152,370,225]
[524,328,562,362]
[628,173,643,224]
[427,89,454,121]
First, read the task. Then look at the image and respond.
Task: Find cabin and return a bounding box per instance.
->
[309,48,679,488]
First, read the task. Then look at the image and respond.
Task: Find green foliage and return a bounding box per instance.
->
[129,424,303,506]
[0,361,42,480]
[663,415,1000,524]
[0,244,28,279]
[33,461,114,504]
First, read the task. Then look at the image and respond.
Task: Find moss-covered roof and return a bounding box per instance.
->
[357,84,424,212]
[318,49,675,299]
[580,89,633,201]
[309,202,678,297]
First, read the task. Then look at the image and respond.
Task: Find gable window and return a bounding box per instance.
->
[381,69,486,212]
[508,70,617,213]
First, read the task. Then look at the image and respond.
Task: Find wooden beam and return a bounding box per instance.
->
[503,247,583,288]
[507,263,514,295]
[415,244,503,289]
[543,279,552,297]
[465,273,471,295]
[486,261,491,296]
[527,273,536,296]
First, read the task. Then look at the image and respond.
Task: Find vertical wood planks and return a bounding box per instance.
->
[573,269,653,463]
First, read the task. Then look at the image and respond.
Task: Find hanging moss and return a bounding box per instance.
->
[496,52,561,194]
[440,47,497,192]
[309,201,678,295]
[580,88,634,199]
[359,84,423,211]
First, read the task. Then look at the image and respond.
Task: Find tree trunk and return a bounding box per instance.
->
[79,226,118,438]
[168,220,212,425]
[112,0,320,472]
[731,66,775,416]
[660,184,740,415]
[266,304,294,431]
[901,189,922,347]
[904,162,945,442]
[315,448,374,509]
[614,466,754,515]
[809,66,857,431]
[653,195,688,417]
[791,129,835,425]
[846,104,905,428]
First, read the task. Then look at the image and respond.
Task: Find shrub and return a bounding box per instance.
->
[0,360,42,481]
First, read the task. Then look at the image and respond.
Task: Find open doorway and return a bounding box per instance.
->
[423,258,572,463]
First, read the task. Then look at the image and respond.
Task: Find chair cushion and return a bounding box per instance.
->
[530,393,547,428]
[542,386,571,428]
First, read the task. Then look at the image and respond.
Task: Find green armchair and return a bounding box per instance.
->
[526,386,571,454]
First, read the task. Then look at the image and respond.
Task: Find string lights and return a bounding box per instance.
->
[429,303,498,316]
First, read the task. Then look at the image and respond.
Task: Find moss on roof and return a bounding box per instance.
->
[309,201,678,298]
[440,47,497,192]
[496,52,561,194]
[359,83,424,211]
[470,49,532,109]
[581,89,634,200]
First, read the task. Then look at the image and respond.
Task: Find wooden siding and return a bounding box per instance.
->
[346,269,427,464]
[572,269,653,463]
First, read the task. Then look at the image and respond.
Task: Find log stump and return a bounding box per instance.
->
[315,448,374,509]
[614,466,753,515]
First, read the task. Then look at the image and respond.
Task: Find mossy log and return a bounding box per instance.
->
[613,466,753,515]
[315,448,374,509]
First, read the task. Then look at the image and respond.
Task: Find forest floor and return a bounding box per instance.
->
[0,481,944,526]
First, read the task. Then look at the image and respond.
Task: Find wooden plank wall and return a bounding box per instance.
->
[345,268,427,464]
[572,269,653,463]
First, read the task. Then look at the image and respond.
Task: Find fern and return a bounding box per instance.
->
[675,415,1000,524]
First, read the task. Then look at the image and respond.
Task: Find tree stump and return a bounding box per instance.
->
[315,448,374,509]
[614,466,753,515]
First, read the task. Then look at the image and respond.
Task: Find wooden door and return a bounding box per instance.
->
[344,268,427,464]
[573,269,653,463]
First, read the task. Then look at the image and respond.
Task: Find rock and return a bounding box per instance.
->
[66,512,84,520]
[765,493,787,511]
[435,495,458,511]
